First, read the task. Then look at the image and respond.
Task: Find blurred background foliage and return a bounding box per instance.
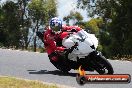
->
[0,0,132,60]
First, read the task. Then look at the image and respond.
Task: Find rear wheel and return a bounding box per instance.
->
[51,61,71,73]
[50,54,71,73]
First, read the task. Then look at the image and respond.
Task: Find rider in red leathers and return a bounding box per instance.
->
[37,17,81,70]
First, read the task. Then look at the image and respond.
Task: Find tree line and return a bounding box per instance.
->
[0,0,57,52]
[76,0,132,60]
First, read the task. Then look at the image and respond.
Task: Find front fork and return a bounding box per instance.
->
[88,51,105,71]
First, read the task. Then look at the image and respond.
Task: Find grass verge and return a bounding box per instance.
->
[0,76,58,88]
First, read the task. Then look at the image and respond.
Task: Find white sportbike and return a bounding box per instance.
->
[58,29,114,74]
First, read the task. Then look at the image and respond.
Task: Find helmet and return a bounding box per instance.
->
[49,17,62,32]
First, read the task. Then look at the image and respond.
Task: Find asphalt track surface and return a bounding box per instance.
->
[0,48,132,88]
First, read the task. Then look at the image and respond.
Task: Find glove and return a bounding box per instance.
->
[64,48,70,54]
[64,42,78,55]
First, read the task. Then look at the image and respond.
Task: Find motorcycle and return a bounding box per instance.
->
[37,30,114,74]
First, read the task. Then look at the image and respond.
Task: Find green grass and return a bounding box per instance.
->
[0,76,58,88]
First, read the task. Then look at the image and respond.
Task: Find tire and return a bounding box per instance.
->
[50,55,71,73]
[94,54,114,74]
[59,61,71,73]
[51,60,71,73]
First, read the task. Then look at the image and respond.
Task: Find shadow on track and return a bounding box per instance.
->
[27,70,77,77]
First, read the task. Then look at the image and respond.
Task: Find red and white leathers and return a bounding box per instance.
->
[43,25,81,62]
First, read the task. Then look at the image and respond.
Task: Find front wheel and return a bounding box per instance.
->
[91,52,114,74]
